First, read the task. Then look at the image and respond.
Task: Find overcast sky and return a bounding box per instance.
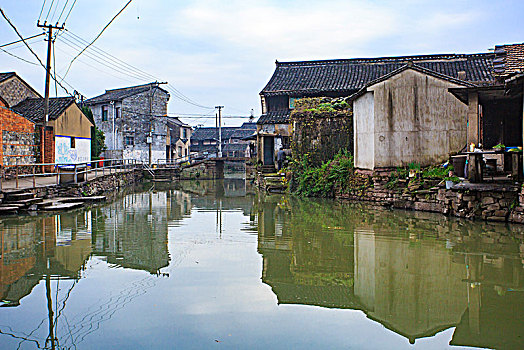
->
[0,0,523,126]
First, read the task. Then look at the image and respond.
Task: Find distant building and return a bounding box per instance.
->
[85,82,170,163]
[166,117,192,161]
[191,122,256,158]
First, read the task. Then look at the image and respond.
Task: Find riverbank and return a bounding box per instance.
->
[0,168,144,214]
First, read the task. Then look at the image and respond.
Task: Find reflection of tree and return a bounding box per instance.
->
[257,196,524,347]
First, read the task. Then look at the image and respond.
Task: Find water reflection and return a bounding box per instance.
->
[0,181,522,349]
[256,195,524,348]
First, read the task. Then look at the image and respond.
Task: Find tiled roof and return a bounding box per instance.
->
[191,127,237,141]
[240,122,257,130]
[166,117,190,128]
[12,97,77,124]
[0,72,16,83]
[493,43,524,76]
[223,143,249,153]
[257,110,291,125]
[261,53,494,96]
[85,83,169,104]
[231,128,256,139]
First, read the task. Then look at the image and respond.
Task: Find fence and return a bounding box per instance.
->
[0,158,142,191]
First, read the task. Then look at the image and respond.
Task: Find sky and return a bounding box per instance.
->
[0,0,523,127]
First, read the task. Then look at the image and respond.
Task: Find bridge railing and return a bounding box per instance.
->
[0,158,143,190]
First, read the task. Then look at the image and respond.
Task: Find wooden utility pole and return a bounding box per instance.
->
[215,106,223,158]
[37,21,64,167]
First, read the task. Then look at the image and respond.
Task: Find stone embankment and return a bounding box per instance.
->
[338,170,524,224]
[0,169,143,215]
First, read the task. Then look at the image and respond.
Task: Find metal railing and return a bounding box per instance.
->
[0,158,143,190]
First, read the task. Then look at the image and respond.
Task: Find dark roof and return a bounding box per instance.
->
[257,110,291,125]
[261,53,494,96]
[85,83,169,104]
[223,143,250,153]
[231,128,256,139]
[0,72,16,83]
[240,122,257,130]
[349,64,475,101]
[493,43,524,76]
[191,127,237,141]
[12,97,80,124]
[166,117,190,128]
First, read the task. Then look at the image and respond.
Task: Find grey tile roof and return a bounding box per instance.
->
[231,128,256,139]
[223,143,250,153]
[257,110,291,125]
[0,72,16,83]
[85,83,169,104]
[12,97,79,124]
[261,53,494,96]
[191,127,237,141]
[493,43,524,76]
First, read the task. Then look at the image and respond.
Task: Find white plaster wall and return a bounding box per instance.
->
[370,69,468,168]
[354,91,375,169]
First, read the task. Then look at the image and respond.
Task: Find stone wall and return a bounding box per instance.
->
[179,160,224,180]
[292,112,353,167]
[0,105,38,168]
[337,170,524,225]
[0,76,40,107]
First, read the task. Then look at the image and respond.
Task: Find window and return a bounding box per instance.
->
[182,128,187,139]
[70,137,76,148]
[115,107,120,119]
[178,146,183,156]
[124,136,134,145]
[289,97,300,109]
[261,96,267,114]
[102,105,109,121]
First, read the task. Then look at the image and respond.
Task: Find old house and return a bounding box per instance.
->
[84,82,170,163]
[190,126,237,156]
[12,97,93,165]
[351,65,475,170]
[258,53,494,168]
[0,72,41,107]
[0,96,38,167]
[166,117,192,161]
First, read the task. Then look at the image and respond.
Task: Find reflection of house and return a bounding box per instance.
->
[350,65,474,169]
[191,122,256,157]
[166,117,192,161]
[85,82,170,163]
[12,97,93,165]
[258,53,493,168]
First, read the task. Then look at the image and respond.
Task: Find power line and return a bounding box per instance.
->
[61,0,77,26]
[56,0,69,24]
[38,0,47,23]
[61,0,133,81]
[0,47,39,65]
[0,33,45,48]
[44,0,55,23]
[0,7,76,96]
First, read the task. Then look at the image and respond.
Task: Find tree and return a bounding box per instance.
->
[82,106,106,158]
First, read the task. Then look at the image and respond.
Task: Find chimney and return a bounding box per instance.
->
[457,71,466,80]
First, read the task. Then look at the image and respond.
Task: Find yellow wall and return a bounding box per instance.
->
[51,103,93,138]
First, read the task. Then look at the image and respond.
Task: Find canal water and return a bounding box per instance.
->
[0,180,522,349]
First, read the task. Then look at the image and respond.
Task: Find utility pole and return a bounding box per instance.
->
[215,106,223,158]
[37,21,64,168]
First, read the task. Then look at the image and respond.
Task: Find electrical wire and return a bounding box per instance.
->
[38,0,47,23]
[0,33,46,48]
[50,0,61,23]
[45,0,55,23]
[61,0,133,81]
[0,7,76,96]
[0,47,39,65]
[56,0,69,24]
[61,0,77,26]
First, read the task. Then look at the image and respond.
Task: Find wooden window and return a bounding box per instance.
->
[115,107,120,119]
[124,136,134,145]
[261,96,267,114]
[102,105,109,121]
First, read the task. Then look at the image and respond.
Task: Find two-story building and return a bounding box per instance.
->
[84,82,170,163]
[166,117,192,161]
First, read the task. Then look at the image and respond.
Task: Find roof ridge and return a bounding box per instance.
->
[276,52,494,67]
[105,82,155,93]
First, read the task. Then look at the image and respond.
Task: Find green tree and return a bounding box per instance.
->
[82,106,106,158]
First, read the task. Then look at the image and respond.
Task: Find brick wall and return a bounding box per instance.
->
[0,104,38,167]
[0,76,40,107]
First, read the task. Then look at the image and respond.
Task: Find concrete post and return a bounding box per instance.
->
[467,91,479,146]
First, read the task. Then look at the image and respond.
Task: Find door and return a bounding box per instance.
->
[263,136,275,165]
